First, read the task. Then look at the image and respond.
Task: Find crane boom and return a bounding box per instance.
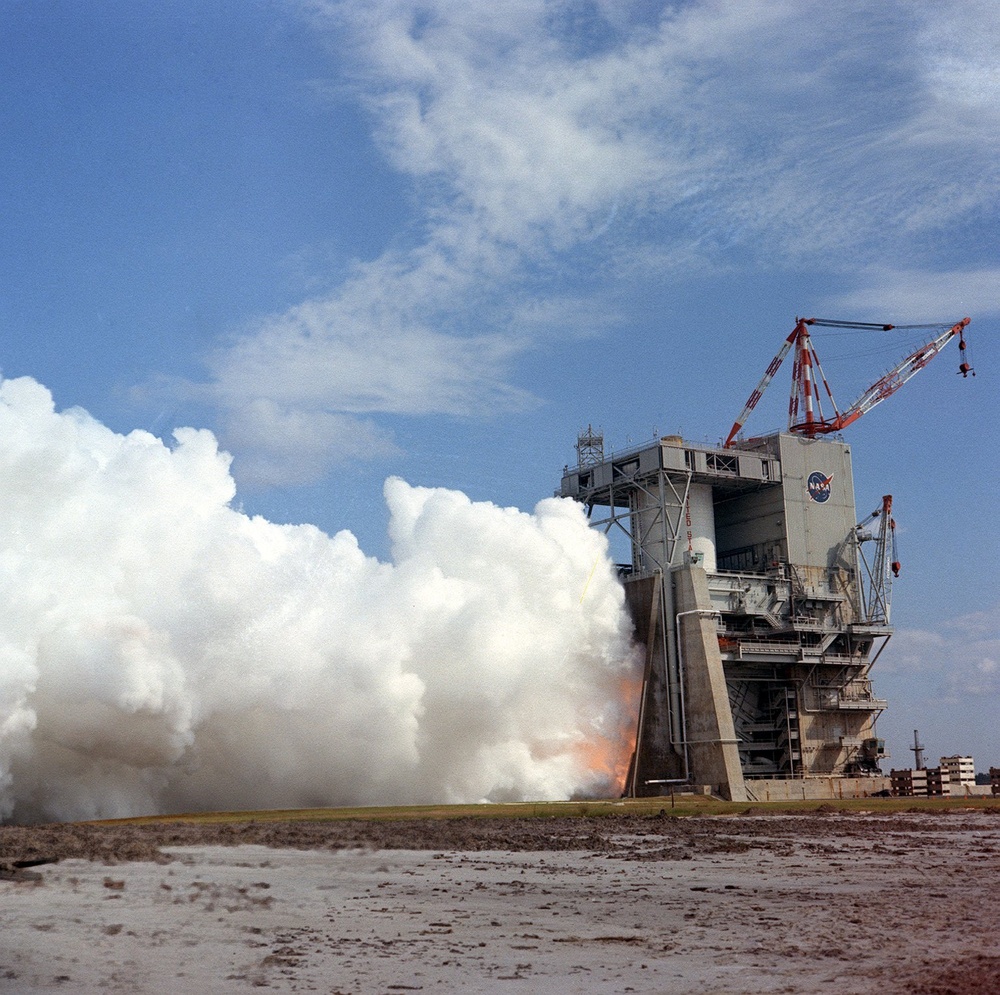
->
[723,324,800,448]
[829,317,970,432]
[724,316,971,447]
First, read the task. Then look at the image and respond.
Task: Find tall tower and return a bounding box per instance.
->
[560,431,890,800]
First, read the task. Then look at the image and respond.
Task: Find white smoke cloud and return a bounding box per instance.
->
[0,376,639,823]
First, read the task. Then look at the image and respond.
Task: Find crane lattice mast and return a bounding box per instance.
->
[855,495,898,626]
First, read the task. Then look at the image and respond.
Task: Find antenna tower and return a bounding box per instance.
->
[576,425,604,467]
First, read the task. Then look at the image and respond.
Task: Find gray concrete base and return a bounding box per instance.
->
[743,776,892,802]
[674,565,748,803]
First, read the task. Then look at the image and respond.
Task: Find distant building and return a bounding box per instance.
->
[925,767,949,797]
[890,757,979,797]
[991,768,1000,797]
[891,768,929,797]
[939,756,975,792]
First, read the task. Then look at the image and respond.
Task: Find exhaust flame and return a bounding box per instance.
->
[0,377,641,823]
[572,672,643,796]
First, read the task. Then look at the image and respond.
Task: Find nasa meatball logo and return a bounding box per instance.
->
[807,471,833,503]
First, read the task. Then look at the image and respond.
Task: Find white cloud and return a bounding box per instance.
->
[204,0,999,484]
[212,270,535,418]
[821,267,1000,323]
[220,399,400,488]
[917,2,1000,113]
[885,609,1000,700]
[207,247,540,484]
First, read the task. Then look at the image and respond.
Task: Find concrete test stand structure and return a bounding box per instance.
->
[560,431,889,802]
[560,316,972,802]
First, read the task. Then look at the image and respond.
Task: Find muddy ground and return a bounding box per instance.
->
[2,809,1000,993]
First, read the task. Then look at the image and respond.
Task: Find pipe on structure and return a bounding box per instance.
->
[664,609,723,789]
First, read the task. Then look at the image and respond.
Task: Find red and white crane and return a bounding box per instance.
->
[723,316,972,449]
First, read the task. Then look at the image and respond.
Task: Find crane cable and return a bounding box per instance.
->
[807,317,975,379]
[958,330,975,378]
[890,516,900,578]
[806,319,958,331]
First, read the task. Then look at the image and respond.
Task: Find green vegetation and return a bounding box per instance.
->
[87,793,1000,827]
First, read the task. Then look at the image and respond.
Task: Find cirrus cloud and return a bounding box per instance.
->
[201,0,1000,485]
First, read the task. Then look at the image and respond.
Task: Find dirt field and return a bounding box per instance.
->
[2,808,1000,993]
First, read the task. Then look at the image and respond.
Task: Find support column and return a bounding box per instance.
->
[674,564,747,802]
[623,572,684,796]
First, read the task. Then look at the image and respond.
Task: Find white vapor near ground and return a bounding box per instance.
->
[0,376,639,824]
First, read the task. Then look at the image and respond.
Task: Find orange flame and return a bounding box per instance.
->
[574,669,643,798]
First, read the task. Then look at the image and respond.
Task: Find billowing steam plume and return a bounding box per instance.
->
[0,377,639,823]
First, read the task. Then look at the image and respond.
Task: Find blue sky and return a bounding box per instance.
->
[2,0,998,776]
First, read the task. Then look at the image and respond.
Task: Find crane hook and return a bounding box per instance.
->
[958,336,975,377]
